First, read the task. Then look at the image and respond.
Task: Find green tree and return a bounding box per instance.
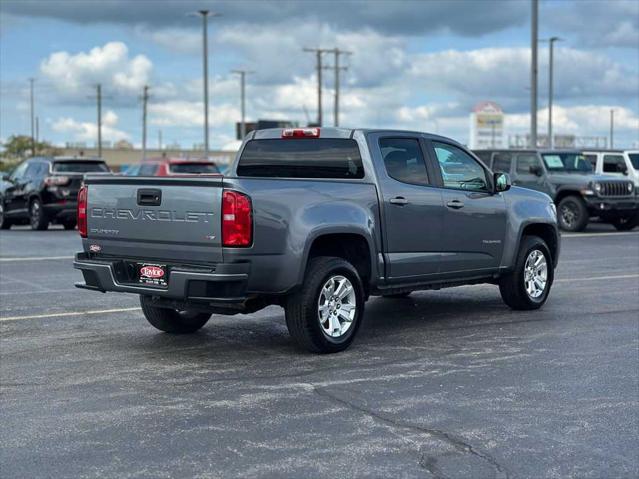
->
[1,135,61,159]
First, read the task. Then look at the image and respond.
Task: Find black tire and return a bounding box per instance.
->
[29,198,49,231]
[557,195,589,232]
[0,200,11,230]
[499,236,554,310]
[62,220,77,230]
[139,295,212,334]
[285,256,365,354]
[381,292,412,299]
[611,212,639,231]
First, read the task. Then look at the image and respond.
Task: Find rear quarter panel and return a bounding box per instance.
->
[223,177,382,294]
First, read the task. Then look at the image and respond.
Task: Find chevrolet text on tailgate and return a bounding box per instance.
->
[74,128,560,353]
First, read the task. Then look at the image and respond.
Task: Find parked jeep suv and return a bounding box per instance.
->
[474,149,638,231]
[583,150,639,190]
[0,156,110,230]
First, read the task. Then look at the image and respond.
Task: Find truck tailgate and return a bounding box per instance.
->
[84,175,224,264]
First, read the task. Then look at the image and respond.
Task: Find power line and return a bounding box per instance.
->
[303,47,332,126]
[322,48,352,127]
[231,69,254,139]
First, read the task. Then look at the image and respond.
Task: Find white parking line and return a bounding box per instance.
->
[556,274,639,283]
[0,256,74,262]
[0,307,140,322]
[562,232,639,238]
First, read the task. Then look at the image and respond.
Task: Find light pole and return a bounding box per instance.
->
[192,10,221,158]
[610,109,615,149]
[530,0,539,148]
[232,70,254,139]
[545,36,562,149]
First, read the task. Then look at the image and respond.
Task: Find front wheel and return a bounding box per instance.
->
[499,236,554,310]
[611,213,639,231]
[285,256,365,353]
[557,196,588,232]
[139,295,212,334]
[29,198,49,230]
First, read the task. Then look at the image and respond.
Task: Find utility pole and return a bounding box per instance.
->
[232,69,254,139]
[323,48,352,127]
[96,84,102,157]
[303,47,331,126]
[141,85,150,160]
[610,109,615,149]
[158,130,162,150]
[530,0,538,148]
[35,116,39,145]
[29,78,35,155]
[192,10,221,159]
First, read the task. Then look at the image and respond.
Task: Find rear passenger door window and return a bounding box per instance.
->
[516,154,542,175]
[492,153,512,173]
[379,138,429,186]
[603,155,627,174]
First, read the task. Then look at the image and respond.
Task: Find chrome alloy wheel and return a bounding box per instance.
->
[317,275,357,338]
[524,249,548,299]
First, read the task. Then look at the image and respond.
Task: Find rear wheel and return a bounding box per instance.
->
[285,256,365,353]
[499,236,553,310]
[557,195,588,232]
[0,201,11,230]
[29,198,49,231]
[139,295,212,334]
[611,212,639,231]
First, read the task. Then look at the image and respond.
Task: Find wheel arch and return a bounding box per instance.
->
[300,230,377,295]
[518,221,560,267]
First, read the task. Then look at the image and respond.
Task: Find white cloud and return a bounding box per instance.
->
[149,101,240,128]
[40,42,152,96]
[50,109,129,142]
[409,47,638,104]
[506,105,639,138]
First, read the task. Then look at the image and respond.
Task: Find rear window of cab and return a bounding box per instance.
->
[53,161,109,173]
[237,139,364,179]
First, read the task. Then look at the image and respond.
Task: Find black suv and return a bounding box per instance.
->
[474,149,638,231]
[0,157,109,230]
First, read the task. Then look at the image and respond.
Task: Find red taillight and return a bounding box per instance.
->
[282,127,320,138]
[222,190,252,247]
[44,176,70,186]
[77,185,88,238]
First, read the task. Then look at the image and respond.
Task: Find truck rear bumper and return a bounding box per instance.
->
[73,253,249,302]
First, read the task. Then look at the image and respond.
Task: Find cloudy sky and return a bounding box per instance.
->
[1,0,638,150]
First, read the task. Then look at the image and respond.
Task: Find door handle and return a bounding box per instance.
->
[446,200,464,209]
[389,197,408,206]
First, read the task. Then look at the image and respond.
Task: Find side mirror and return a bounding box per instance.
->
[494,172,511,193]
[529,165,543,176]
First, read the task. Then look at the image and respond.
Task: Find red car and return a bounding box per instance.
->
[124,157,221,176]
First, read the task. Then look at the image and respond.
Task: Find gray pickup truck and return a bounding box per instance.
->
[74,128,560,353]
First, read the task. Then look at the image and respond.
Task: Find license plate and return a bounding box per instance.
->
[138,263,168,288]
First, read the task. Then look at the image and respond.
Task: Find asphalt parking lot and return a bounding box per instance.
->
[1,225,638,479]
